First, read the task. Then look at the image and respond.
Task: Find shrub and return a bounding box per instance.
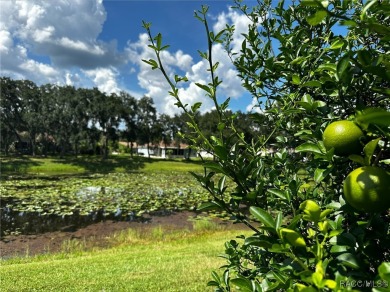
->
[143,1,390,290]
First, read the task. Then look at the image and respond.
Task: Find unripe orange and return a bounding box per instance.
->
[323,121,364,156]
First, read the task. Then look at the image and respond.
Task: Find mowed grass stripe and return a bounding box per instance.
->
[0,230,249,291]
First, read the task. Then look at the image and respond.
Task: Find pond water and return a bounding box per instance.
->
[2,185,138,237]
[0,172,212,237]
[0,196,140,237]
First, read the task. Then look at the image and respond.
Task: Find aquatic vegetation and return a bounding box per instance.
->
[1,172,219,235]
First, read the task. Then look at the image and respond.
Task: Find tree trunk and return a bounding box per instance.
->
[60,144,66,159]
[103,132,109,159]
[3,139,9,156]
[30,132,36,156]
[129,141,133,157]
[74,139,79,157]
[41,134,48,157]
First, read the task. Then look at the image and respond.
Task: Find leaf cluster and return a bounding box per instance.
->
[142,1,390,290]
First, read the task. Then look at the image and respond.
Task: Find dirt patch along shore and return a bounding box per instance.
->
[0,211,246,259]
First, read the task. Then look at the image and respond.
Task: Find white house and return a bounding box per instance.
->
[120,141,198,159]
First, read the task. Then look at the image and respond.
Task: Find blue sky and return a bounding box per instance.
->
[0,0,258,115]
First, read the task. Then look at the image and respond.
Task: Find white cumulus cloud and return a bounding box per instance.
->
[83,67,120,94]
[0,0,123,88]
[125,7,252,116]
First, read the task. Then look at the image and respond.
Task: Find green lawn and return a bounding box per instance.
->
[0,155,203,176]
[0,228,250,291]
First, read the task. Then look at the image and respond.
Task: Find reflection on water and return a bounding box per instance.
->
[0,186,137,237]
[76,186,125,201]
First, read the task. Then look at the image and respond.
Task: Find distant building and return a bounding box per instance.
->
[154,142,196,159]
[119,141,198,159]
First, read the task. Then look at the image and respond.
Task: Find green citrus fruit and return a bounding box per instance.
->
[323,120,364,156]
[343,166,390,213]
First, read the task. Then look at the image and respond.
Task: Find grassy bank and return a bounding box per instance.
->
[0,155,203,176]
[0,227,250,291]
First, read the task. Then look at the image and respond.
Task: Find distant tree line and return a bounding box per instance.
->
[0,77,270,158]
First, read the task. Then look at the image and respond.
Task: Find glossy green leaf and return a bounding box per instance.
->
[330,233,356,247]
[214,145,228,161]
[372,288,390,292]
[302,80,322,87]
[250,206,276,230]
[314,168,331,183]
[154,33,162,50]
[356,108,390,128]
[271,270,289,284]
[318,63,337,72]
[294,284,317,292]
[268,188,289,201]
[206,280,219,287]
[244,236,272,248]
[195,83,211,94]
[330,245,349,254]
[324,279,337,289]
[319,209,333,220]
[357,50,372,67]
[230,278,253,292]
[218,175,226,193]
[337,55,350,80]
[307,10,328,26]
[223,270,229,286]
[160,45,170,51]
[211,271,221,284]
[269,243,290,253]
[329,39,344,50]
[142,59,159,69]
[295,142,323,154]
[174,75,188,83]
[364,138,381,166]
[372,87,390,96]
[220,97,230,110]
[297,101,313,111]
[336,253,360,269]
[368,23,390,35]
[300,0,327,7]
[312,271,323,287]
[313,100,326,108]
[360,0,378,20]
[197,201,222,211]
[291,56,305,65]
[302,94,313,104]
[275,212,283,230]
[191,102,202,112]
[348,154,365,166]
[378,262,390,281]
[340,19,357,27]
[292,74,301,85]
